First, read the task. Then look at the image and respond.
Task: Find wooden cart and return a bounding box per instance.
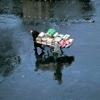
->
[35,32,74,54]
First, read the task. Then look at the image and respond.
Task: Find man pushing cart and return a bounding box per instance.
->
[30,28,73,57]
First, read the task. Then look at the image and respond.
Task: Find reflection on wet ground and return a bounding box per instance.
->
[0,0,95,78]
[34,51,74,84]
[0,30,21,77]
[0,54,21,77]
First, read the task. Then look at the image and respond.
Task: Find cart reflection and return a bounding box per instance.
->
[34,51,75,84]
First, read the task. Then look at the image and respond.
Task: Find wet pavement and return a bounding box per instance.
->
[0,0,100,100]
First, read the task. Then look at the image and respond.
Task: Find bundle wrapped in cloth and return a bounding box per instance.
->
[41,37,47,45]
[36,37,42,41]
[58,34,64,38]
[36,37,42,44]
[38,32,45,38]
[42,37,47,42]
[63,34,70,40]
[46,38,54,45]
[36,40,42,44]
[59,39,66,47]
[59,38,73,48]
[65,39,73,48]
[54,37,62,42]
[53,33,64,42]
[46,29,56,38]
[53,32,59,38]
[36,32,46,44]
[42,41,47,45]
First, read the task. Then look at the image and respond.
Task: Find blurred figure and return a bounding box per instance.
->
[30,29,44,54]
[54,55,75,84]
[54,58,63,84]
[34,51,45,71]
[52,42,62,59]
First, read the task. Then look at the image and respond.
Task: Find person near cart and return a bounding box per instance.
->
[30,29,44,54]
[52,42,62,59]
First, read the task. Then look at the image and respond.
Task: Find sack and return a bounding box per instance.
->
[36,37,42,41]
[63,34,70,40]
[46,29,56,38]
[65,39,73,48]
[46,38,53,45]
[46,33,52,38]
[42,37,47,42]
[59,40,65,46]
[53,32,59,38]
[36,41,42,44]
[38,32,45,38]
[58,34,64,38]
[54,37,62,42]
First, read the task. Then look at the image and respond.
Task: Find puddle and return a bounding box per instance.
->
[34,51,75,84]
[0,0,95,78]
[0,34,21,77]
